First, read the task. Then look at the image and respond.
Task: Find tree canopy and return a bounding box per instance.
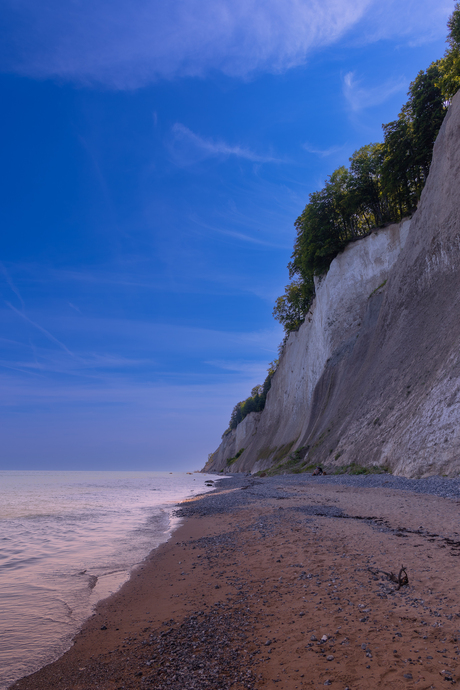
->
[274,37,455,335]
[438,2,460,100]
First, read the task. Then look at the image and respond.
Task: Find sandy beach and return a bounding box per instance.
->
[10,475,460,690]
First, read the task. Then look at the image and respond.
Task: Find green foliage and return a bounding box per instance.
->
[438,3,460,100]
[274,14,458,335]
[368,280,387,299]
[380,114,416,216]
[438,49,460,101]
[289,148,388,288]
[289,72,446,293]
[267,359,279,377]
[225,360,279,433]
[379,61,445,218]
[272,278,315,333]
[408,63,446,179]
[448,2,460,46]
[226,447,245,466]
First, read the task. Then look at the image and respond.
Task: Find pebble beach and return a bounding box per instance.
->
[9,473,460,690]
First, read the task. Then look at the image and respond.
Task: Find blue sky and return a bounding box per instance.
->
[0,0,453,470]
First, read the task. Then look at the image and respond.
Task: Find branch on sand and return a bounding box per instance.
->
[368,565,409,591]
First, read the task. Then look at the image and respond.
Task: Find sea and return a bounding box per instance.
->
[0,470,219,690]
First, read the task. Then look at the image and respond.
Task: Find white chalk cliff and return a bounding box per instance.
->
[205,90,460,478]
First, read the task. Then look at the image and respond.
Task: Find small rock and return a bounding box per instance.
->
[311,635,317,641]
[265,639,272,646]
[100,625,107,630]
[327,655,334,661]
[321,635,328,643]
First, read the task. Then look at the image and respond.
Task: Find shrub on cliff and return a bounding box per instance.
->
[224,360,278,433]
[272,278,315,333]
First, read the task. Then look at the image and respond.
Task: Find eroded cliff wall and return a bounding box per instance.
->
[205,90,460,478]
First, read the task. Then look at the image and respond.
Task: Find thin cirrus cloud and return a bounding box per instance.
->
[358,0,452,46]
[188,215,289,249]
[302,142,348,158]
[171,123,281,165]
[342,71,408,112]
[5,302,75,358]
[0,0,373,89]
[0,261,25,310]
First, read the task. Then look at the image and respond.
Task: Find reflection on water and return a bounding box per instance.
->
[0,470,217,689]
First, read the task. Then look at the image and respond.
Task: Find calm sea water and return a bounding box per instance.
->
[0,470,218,689]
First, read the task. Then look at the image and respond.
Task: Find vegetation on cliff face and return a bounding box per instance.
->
[274,4,460,335]
[438,3,460,99]
[223,360,278,435]
[225,5,460,434]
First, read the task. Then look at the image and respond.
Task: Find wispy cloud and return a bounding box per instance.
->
[0,0,452,90]
[68,302,82,314]
[189,216,289,249]
[0,262,25,309]
[206,359,269,377]
[4,353,155,375]
[302,142,348,158]
[171,124,281,164]
[0,299,282,466]
[0,0,373,88]
[343,71,407,112]
[2,305,282,372]
[6,302,75,357]
[354,0,452,46]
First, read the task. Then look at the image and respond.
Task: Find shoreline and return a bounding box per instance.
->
[9,474,460,689]
[0,470,219,690]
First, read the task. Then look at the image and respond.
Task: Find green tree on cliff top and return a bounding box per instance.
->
[438,2,460,100]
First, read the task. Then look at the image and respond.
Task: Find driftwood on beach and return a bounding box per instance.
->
[367,565,409,591]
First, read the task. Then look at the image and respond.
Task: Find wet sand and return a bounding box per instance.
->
[9,478,460,689]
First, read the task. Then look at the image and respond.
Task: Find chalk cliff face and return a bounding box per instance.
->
[205,90,460,478]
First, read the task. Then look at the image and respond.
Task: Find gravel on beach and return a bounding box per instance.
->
[10,471,460,690]
[176,472,460,519]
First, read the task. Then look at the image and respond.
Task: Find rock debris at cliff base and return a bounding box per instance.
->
[10,475,460,690]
